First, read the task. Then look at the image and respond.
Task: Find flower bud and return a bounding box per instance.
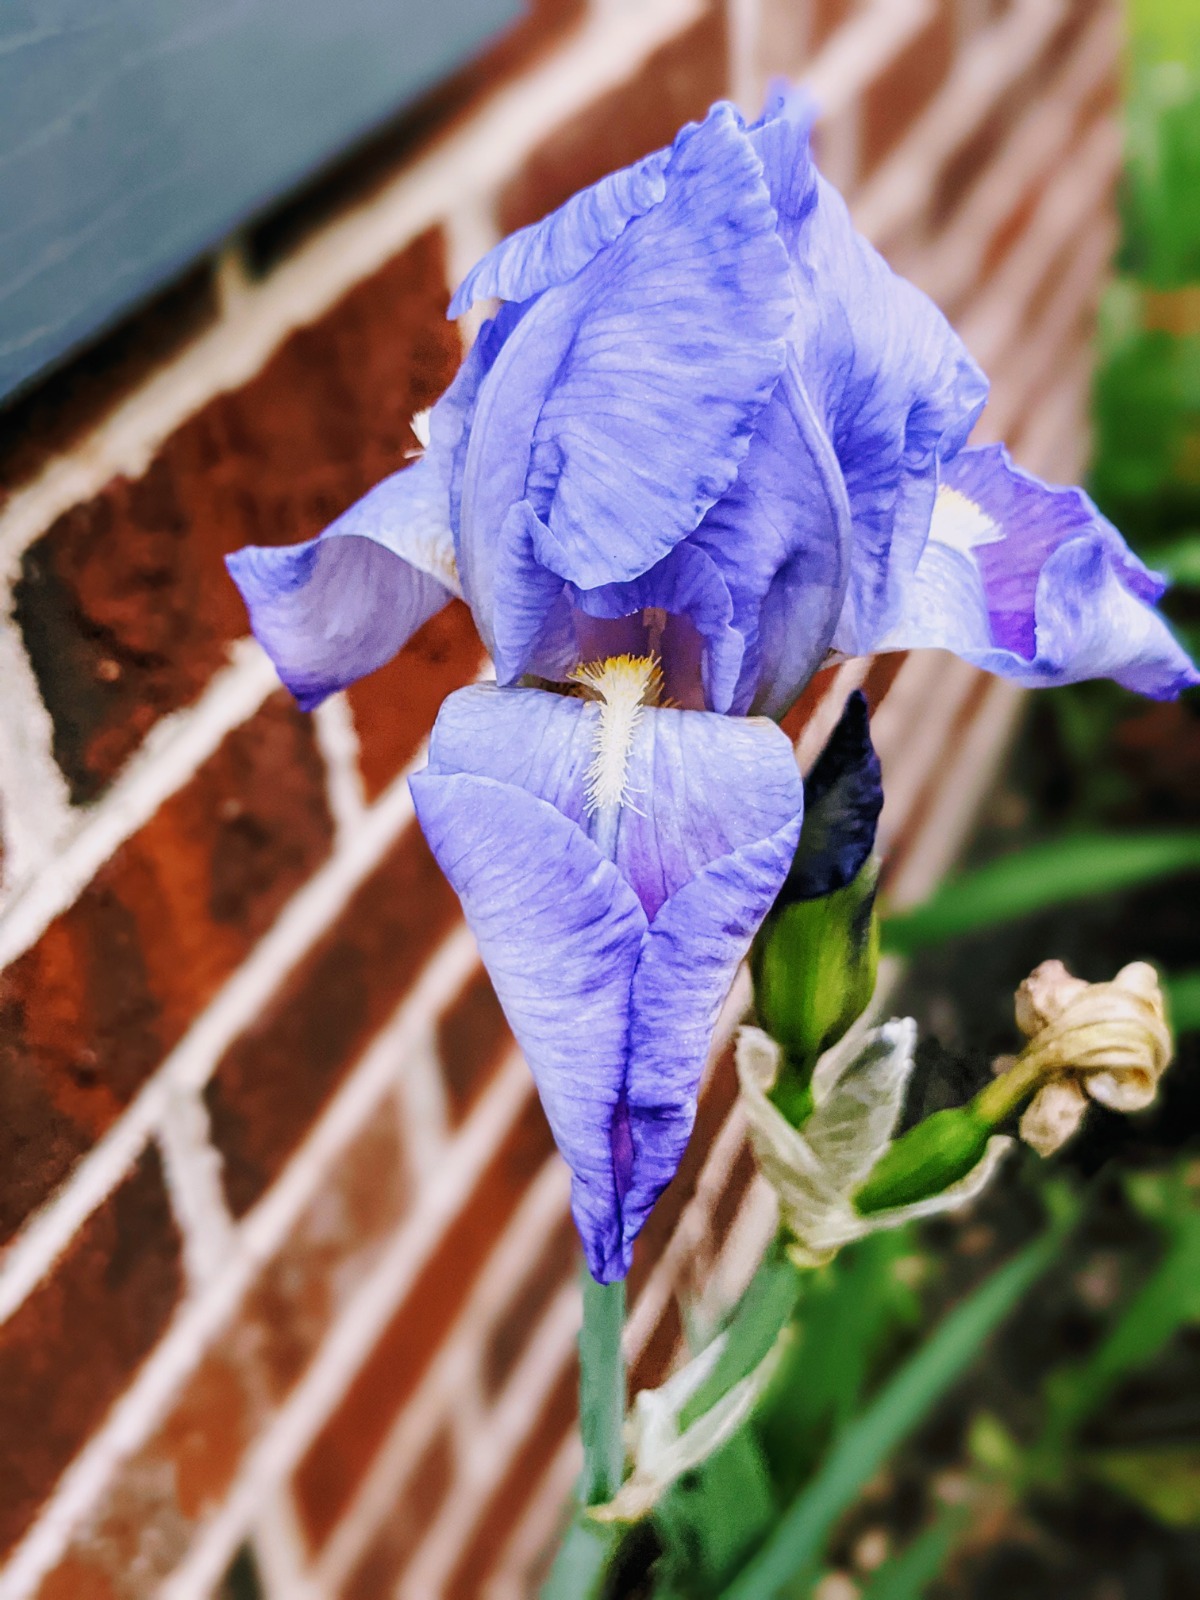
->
[750,693,883,1105]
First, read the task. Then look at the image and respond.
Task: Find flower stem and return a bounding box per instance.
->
[578,1270,626,1505]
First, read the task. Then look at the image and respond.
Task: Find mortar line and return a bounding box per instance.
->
[0,1045,531,1600]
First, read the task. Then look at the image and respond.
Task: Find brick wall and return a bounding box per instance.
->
[0,2,1120,1596]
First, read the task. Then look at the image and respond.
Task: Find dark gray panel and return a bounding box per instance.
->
[0,0,523,400]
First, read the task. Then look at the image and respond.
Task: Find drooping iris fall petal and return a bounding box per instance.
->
[876,444,1200,698]
[409,681,803,1280]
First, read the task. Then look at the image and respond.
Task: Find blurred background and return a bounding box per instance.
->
[0,2,1196,1598]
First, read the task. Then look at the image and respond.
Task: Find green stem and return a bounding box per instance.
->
[579,1270,627,1506]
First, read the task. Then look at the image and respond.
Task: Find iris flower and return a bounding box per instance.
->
[228,91,1197,1280]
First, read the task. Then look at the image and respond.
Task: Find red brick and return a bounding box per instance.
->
[483,1212,577,1397]
[779,664,840,746]
[442,1360,578,1600]
[293,1094,555,1550]
[0,269,218,510]
[339,1429,455,1600]
[879,669,991,892]
[0,695,333,1244]
[629,1294,684,1396]
[498,10,728,236]
[811,0,857,51]
[437,966,514,1124]
[709,1140,759,1245]
[36,1556,120,1600]
[860,3,957,175]
[13,230,460,803]
[39,1326,267,1600]
[205,824,457,1218]
[346,600,484,802]
[0,1150,183,1557]
[244,1111,410,1401]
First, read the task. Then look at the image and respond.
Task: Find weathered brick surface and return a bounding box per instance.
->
[293,1095,555,1551]
[498,8,728,237]
[483,1212,577,1397]
[346,600,484,803]
[338,1428,455,1600]
[204,824,457,1218]
[0,694,332,1245]
[244,1108,411,1402]
[442,1360,578,1600]
[33,1114,409,1598]
[628,1294,685,1397]
[860,2,957,175]
[0,1150,183,1558]
[436,966,515,1124]
[36,1330,267,1600]
[13,230,460,803]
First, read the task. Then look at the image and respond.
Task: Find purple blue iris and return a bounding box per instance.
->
[227,89,1198,1281]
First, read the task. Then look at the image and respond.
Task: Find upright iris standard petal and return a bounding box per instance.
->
[690,351,853,717]
[457,103,793,628]
[749,91,988,658]
[410,682,804,1280]
[875,445,1200,698]
[225,455,459,710]
[448,150,670,315]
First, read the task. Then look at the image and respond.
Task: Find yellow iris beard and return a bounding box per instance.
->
[570,654,664,815]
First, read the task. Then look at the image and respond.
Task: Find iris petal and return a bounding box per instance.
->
[573,541,744,713]
[225,455,458,710]
[750,91,988,657]
[409,768,646,1281]
[448,150,670,316]
[877,445,1200,698]
[620,826,802,1259]
[410,684,803,1280]
[458,103,793,629]
[691,350,852,717]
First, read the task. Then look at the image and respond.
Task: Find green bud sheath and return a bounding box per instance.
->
[751,863,880,1109]
[854,1105,994,1213]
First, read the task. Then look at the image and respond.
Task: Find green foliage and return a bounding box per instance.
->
[1086,1447,1200,1527]
[722,1215,1072,1599]
[857,1510,968,1600]
[1165,966,1200,1031]
[756,1232,921,1500]
[854,1105,995,1214]
[679,1242,802,1432]
[752,863,880,1112]
[881,832,1200,955]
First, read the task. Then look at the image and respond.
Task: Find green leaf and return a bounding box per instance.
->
[1086,1447,1200,1527]
[539,1517,614,1600]
[679,1245,802,1431]
[1041,1202,1200,1450]
[858,1510,967,1600]
[722,1213,1074,1599]
[758,1231,918,1501]
[653,1427,779,1595]
[881,833,1200,955]
[1165,968,1200,1032]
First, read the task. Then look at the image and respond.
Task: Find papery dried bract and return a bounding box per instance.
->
[736,1025,1010,1265]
